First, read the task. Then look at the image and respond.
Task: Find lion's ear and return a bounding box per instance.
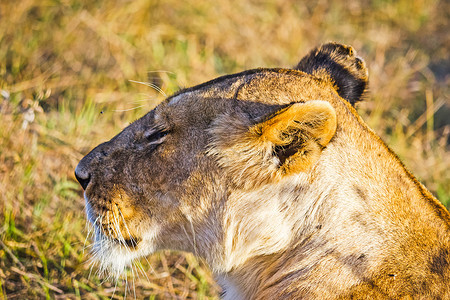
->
[251,100,336,174]
[208,100,337,188]
[295,43,369,105]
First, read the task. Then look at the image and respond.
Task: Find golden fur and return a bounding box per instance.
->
[75,43,450,299]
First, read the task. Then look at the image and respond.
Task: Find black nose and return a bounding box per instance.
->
[75,172,91,190]
[75,164,91,190]
[75,141,111,191]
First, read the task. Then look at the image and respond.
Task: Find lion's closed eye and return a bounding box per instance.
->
[144,130,169,142]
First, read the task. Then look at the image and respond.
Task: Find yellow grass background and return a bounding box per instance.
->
[0,0,448,298]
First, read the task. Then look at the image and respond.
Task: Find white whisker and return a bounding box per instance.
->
[143,256,156,275]
[131,263,137,300]
[110,277,118,300]
[117,207,138,247]
[112,104,147,112]
[129,80,167,97]
[135,260,150,282]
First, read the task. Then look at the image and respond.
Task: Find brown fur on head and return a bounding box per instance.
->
[208,100,337,190]
[76,43,450,298]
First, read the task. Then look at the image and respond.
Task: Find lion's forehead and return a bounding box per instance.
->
[165,69,337,109]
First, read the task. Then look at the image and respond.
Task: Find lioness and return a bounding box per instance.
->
[75,43,450,299]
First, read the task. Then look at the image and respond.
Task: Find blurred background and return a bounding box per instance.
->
[0,0,448,298]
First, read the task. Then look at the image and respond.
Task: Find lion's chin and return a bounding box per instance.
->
[89,228,158,279]
[84,195,156,277]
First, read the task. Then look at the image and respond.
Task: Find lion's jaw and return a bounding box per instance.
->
[84,194,160,278]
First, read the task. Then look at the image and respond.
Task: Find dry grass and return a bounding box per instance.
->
[0,0,448,298]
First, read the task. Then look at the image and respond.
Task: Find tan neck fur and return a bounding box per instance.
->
[206,100,450,299]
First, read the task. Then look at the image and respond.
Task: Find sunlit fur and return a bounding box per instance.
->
[84,196,158,281]
[76,43,450,299]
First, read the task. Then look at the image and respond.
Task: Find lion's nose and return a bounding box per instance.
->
[75,141,112,190]
[75,164,91,190]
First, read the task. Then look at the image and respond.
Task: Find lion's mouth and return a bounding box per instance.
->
[93,227,142,250]
[113,237,141,249]
[97,223,142,249]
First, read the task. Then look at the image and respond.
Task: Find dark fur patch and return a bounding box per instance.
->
[295,43,368,105]
[429,248,449,276]
[273,138,304,165]
[334,251,369,279]
[354,185,368,203]
[296,53,366,105]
